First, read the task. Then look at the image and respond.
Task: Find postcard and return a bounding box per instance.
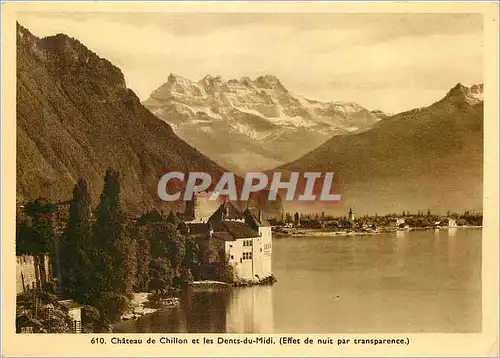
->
[1,1,498,357]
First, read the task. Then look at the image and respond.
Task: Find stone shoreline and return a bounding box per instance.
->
[120,292,159,321]
[233,275,277,287]
[188,276,278,290]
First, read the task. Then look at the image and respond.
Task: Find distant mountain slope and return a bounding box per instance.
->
[279,83,483,215]
[143,74,385,174]
[16,23,224,213]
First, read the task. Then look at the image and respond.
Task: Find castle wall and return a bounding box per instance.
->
[16,254,51,295]
[258,226,273,278]
[225,227,273,283]
[226,239,254,282]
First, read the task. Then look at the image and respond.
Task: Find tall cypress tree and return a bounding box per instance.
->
[59,178,94,302]
[134,225,151,292]
[92,169,137,315]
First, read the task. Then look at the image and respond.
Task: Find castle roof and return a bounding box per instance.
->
[210,201,244,221]
[177,198,262,241]
[187,222,212,239]
[212,231,234,241]
[214,220,260,239]
[243,208,270,228]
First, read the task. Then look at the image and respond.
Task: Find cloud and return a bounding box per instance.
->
[16,12,483,113]
[28,12,482,39]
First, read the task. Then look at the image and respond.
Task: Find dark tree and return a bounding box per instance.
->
[134,225,152,291]
[92,168,137,317]
[149,258,174,294]
[59,178,94,302]
[183,237,201,281]
[23,199,57,254]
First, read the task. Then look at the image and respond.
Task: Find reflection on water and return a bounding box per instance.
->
[185,289,230,333]
[226,286,273,333]
[114,229,481,333]
[114,286,272,333]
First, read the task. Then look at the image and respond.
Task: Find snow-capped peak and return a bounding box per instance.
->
[444,83,484,105]
[150,73,205,100]
[254,75,286,91]
[199,74,228,92]
[167,72,192,84]
[145,73,382,139]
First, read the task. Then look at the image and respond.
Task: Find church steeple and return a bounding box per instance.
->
[348,208,355,222]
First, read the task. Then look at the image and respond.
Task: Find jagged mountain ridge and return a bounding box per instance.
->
[143,73,386,173]
[279,83,484,215]
[16,23,227,213]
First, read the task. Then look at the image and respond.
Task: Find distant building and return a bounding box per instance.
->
[393,218,406,227]
[178,192,273,283]
[447,218,457,227]
[348,208,355,223]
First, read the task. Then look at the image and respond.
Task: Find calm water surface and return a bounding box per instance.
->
[114,228,481,333]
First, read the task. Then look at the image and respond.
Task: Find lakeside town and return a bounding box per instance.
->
[271,209,483,237]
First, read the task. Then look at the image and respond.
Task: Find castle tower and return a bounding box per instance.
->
[193,191,220,223]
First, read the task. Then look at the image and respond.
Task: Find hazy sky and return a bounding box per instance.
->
[17,13,483,113]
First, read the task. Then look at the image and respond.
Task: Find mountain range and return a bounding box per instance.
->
[16,22,483,217]
[279,83,483,215]
[143,74,386,174]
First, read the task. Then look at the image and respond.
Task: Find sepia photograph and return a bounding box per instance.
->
[2,2,499,357]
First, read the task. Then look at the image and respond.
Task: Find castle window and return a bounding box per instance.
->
[230,255,234,260]
[243,240,253,247]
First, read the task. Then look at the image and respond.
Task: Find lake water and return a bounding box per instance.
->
[114,228,481,333]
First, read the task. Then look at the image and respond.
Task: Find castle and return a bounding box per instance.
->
[174,191,273,283]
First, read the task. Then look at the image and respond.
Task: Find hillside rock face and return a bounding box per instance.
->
[143,74,384,174]
[16,24,225,213]
[280,84,484,215]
